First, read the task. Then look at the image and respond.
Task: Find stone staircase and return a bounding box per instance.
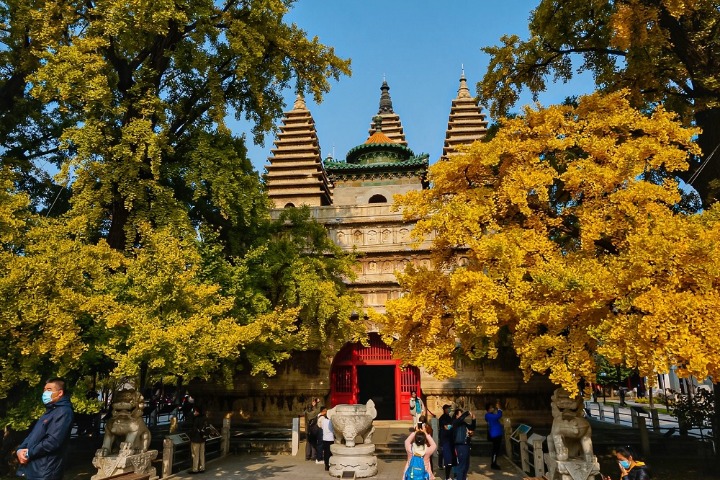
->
[371,421,492,460]
[226,420,498,458]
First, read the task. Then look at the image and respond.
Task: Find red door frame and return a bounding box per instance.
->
[330,333,420,420]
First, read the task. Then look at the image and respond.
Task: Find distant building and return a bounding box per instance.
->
[219,73,553,425]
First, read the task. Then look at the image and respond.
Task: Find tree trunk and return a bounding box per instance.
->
[686,108,720,206]
[649,387,654,409]
[107,196,129,250]
[713,384,720,459]
[139,361,148,393]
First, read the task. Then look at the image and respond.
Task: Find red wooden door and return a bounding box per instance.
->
[330,364,356,406]
[330,333,420,420]
[398,366,421,420]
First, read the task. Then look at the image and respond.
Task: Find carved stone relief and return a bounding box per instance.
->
[353,230,363,244]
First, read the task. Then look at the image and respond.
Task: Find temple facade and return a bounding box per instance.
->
[219,74,553,426]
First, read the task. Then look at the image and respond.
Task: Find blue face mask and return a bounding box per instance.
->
[619,460,631,470]
[42,391,54,405]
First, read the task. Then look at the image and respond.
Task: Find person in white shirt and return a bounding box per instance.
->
[316,406,335,471]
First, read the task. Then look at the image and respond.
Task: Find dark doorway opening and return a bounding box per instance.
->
[357,365,395,420]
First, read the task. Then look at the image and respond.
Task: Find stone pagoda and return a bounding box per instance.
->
[236,73,555,426]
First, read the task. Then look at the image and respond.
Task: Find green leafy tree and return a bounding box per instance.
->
[0,0,355,425]
[1,0,351,248]
[674,388,715,441]
[479,0,720,205]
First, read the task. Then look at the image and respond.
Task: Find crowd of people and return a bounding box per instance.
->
[400,393,651,480]
[301,393,506,480]
[7,379,652,480]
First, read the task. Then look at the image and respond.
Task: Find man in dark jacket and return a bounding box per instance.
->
[15,378,74,480]
[452,408,476,480]
[303,398,321,461]
[188,407,207,474]
[438,404,455,479]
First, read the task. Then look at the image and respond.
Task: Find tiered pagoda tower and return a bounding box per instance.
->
[442,70,488,159]
[264,95,332,208]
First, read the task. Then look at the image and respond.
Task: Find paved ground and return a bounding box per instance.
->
[169,420,527,480]
[168,451,528,480]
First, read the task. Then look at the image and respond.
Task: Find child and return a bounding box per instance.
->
[404,428,437,480]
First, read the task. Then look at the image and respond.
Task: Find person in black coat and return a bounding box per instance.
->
[15,378,74,480]
[188,407,207,474]
[452,408,476,480]
[438,404,456,480]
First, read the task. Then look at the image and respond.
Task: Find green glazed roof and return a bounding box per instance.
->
[324,153,429,173]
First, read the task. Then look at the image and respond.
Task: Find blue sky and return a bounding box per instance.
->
[233,1,596,173]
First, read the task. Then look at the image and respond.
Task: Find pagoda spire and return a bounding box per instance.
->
[367,79,407,145]
[441,69,488,159]
[378,80,394,114]
[457,69,472,99]
[293,94,308,110]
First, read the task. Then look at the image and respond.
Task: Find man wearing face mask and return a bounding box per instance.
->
[15,378,74,480]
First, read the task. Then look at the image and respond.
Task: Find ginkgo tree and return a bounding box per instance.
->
[0,0,359,425]
[0,188,363,426]
[381,90,720,399]
[479,0,720,205]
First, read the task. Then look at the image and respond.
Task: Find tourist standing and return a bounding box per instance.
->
[317,406,334,471]
[484,402,503,470]
[188,406,207,474]
[15,378,74,480]
[418,415,435,471]
[438,404,456,480]
[409,390,425,427]
[304,398,321,461]
[451,408,475,480]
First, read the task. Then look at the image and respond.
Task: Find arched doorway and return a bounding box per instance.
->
[330,333,420,420]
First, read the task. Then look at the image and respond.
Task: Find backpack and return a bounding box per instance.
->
[308,417,319,441]
[404,447,429,480]
[454,423,468,445]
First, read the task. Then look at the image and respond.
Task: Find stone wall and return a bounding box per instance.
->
[193,350,333,427]
[194,348,555,429]
[421,356,555,429]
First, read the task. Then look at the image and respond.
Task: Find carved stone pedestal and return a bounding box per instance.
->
[546,455,600,480]
[91,443,159,480]
[328,443,378,478]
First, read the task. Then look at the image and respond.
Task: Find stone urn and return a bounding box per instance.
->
[328,400,377,447]
[327,400,378,478]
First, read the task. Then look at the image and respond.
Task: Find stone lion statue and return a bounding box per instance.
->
[98,388,151,456]
[547,387,594,463]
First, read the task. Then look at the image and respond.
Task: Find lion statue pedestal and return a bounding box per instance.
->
[545,388,600,480]
[92,387,158,480]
